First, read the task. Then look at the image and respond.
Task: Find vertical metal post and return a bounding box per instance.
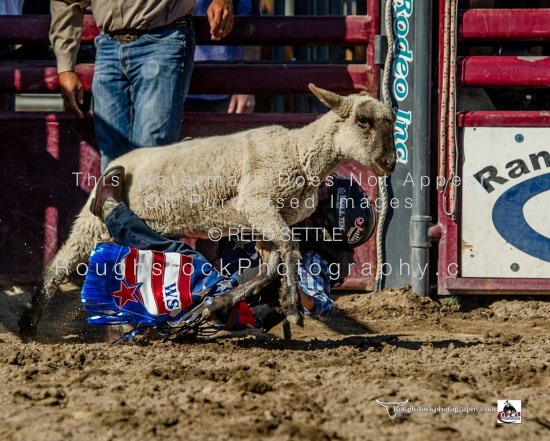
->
[285,0,295,14]
[410,1,432,296]
[378,0,413,290]
[378,0,431,295]
[272,0,290,112]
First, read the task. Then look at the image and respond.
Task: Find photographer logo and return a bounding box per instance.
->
[375,399,409,419]
[497,400,521,424]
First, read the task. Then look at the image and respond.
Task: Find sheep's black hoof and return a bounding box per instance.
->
[282,319,292,340]
[18,306,38,342]
[284,310,304,327]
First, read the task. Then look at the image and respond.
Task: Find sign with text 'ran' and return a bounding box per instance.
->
[461,127,550,278]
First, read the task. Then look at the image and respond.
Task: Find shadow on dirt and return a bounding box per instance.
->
[174,333,486,353]
[321,305,374,335]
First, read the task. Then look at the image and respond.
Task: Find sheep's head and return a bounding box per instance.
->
[309,84,396,176]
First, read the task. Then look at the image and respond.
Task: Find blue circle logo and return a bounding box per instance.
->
[492,174,550,262]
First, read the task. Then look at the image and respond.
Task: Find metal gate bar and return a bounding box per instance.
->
[460,8,550,40]
[436,2,550,295]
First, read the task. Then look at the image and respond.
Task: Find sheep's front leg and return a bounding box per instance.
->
[253,233,301,326]
[204,208,304,327]
[247,210,304,326]
[281,246,304,326]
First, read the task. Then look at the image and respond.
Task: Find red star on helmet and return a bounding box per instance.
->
[111,280,142,308]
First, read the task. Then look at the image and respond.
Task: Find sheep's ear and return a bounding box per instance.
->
[308,83,350,117]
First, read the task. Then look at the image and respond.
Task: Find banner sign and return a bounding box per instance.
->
[461,127,550,278]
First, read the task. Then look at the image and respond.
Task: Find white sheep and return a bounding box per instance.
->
[19,84,396,339]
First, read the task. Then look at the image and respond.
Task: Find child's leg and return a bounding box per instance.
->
[104,202,201,257]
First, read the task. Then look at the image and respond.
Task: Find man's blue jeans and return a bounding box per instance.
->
[92,27,195,171]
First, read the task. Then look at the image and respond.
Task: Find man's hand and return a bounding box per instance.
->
[228,94,255,113]
[207,0,234,41]
[59,71,84,118]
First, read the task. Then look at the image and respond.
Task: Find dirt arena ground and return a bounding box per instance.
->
[0,281,548,441]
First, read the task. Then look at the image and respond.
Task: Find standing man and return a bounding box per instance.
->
[50,0,234,170]
[185,0,258,114]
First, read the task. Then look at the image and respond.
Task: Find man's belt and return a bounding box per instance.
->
[107,16,193,44]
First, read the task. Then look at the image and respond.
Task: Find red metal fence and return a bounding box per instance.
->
[0,3,381,289]
[437,4,550,295]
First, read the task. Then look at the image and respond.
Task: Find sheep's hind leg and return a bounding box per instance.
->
[19,211,108,341]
